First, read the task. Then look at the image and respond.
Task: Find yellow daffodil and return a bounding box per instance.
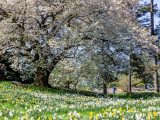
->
[37,117,41,120]
[128,109,134,113]
[122,117,125,120]
[89,112,93,120]
[153,112,158,117]
[95,114,99,120]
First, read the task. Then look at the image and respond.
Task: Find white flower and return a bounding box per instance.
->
[9,111,13,117]
[0,112,2,117]
[135,113,143,120]
[68,111,72,116]
[4,117,9,120]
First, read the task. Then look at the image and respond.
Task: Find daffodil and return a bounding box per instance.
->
[95,114,99,120]
[122,117,125,120]
[128,109,134,113]
[89,112,93,120]
[153,112,158,117]
[37,117,41,120]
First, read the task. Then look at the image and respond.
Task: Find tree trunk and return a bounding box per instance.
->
[74,80,79,91]
[34,67,51,87]
[128,54,132,93]
[150,0,159,93]
[154,55,159,93]
[128,67,132,93]
[151,0,154,35]
[65,81,71,90]
[103,79,107,95]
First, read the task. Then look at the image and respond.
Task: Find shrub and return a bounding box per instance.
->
[118,74,128,92]
[136,83,145,88]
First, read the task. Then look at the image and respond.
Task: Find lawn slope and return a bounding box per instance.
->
[0,82,160,120]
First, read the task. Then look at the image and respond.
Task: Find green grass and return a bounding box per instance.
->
[0,81,160,120]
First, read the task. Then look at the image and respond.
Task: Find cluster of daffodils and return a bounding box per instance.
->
[68,111,81,120]
[67,108,160,120]
[0,82,160,120]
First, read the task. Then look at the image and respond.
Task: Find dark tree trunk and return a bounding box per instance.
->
[34,67,51,87]
[65,81,71,90]
[128,67,132,93]
[34,56,61,87]
[103,79,107,95]
[154,55,159,93]
[151,0,154,36]
[150,0,159,93]
[128,54,132,93]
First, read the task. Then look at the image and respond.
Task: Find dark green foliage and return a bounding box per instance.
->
[109,92,160,99]
[130,53,151,84]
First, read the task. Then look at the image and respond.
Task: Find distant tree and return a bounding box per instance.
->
[136,0,160,93]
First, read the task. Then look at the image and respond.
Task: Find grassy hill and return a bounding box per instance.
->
[0,82,160,120]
